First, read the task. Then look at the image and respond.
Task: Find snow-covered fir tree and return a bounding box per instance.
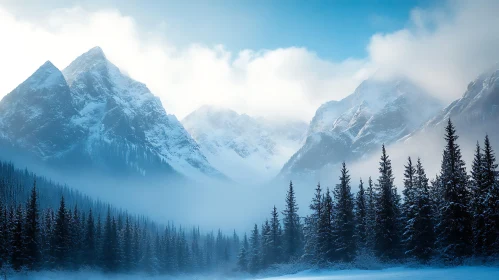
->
[436,119,473,263]
[482,135,499,256]
[374,145,402,261]
[282,181,302,262]
[333,162,356,262]
[355,179,368,250]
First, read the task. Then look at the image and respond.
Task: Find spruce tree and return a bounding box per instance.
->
[237,233,249,271]
[0,204,7,268]
[333,162,356,262]
[436,119,473,263]
[261,220,271,269]
[11,204,25,271]
[123,215,132,271]
[282,181,302,262]
[320,188,335,264]
[41,209,54,268]
[248,224,260,273]
[95,214,103,268]
[374,145,401,260]
[407,158,435,262]
[365,177,376,252]
[53,196,69,268]
[355,179,367,250]
[482,135,499,256]
[84,209,95,267]
[269,206,282,265]
[303,184,322,264]
[70,205,83,269]
[402,157,417,257]
[470,141,486,257]
[103,207,117,271]
[24,180,40,269]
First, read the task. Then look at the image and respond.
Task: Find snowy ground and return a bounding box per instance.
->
[7,266,499,279]
[257,266,499,280]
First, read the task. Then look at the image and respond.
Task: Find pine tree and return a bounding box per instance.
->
[11,204,25,271]
[84,209,96,267]
[0,203,7,268]
[103,207,117,271]
[365,177,376,252]
[41,208,54,268]
[429,175,443,230]
[482,135,499,256]
[282,181,302,262]
[333,162,356,262]
[269,206,282,265]
[237,234,249,272]
[320,188,335,264]
[123,215,132,271]
[402,157,417,257]
[53,196,69,268]
[470,141,486,257]
[374,145,401,261]
[248,224,260,273]
[132,222,141,271]
[303,183,322,264]
[436,119,473,263]
[407,158,435,262]
[24,180,40,269]
[355,179,368,250]
[261,220,271,269]
[70,204,83,269]
[95,214,103,268]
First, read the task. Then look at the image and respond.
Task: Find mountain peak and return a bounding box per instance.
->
[40,60,57,70]
[84,46,106,60]
[17,60,65,90]
[63,46,109,85]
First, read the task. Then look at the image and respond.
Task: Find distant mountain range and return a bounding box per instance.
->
[0,47,223,180]
[279,78,444,177]
[1,46,498,184]
[182,105,307,182]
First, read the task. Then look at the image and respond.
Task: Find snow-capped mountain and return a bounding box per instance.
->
[280,78,444,176]
[424,66,499,132]
[182,105,307,182]
[0,47,223,180]
[404,65,499,149]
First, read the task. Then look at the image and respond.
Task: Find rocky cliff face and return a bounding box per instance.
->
[0,47,224,180]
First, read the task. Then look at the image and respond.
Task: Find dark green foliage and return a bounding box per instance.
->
[0,160,239,274]
[282,181,302,261]
[355,179,367,249]
[374,145,402,261]
[436,119,473,263]
[333,162,356,262]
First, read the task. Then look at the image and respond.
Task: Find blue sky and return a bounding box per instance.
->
[4,0,438,60]
[1,0,498,121]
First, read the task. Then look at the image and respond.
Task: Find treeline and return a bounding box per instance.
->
[238,119,499,273]
[0,161,240,274]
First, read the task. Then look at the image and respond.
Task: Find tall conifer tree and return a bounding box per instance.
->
[436,119,472,263]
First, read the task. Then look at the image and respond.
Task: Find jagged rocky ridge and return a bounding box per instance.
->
[280,78,444,176]
[0,47,223,180]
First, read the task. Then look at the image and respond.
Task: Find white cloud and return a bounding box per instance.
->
[368,0,499,103]
[0,5,370,122]
[1,0,499,122]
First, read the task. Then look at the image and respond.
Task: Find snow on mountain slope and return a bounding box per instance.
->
[182,105,307,182]
[424,65,499,130]
[0,61,83,157]
[280,78,444,177]
[0,47,224,180]
[400,64,499,159]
